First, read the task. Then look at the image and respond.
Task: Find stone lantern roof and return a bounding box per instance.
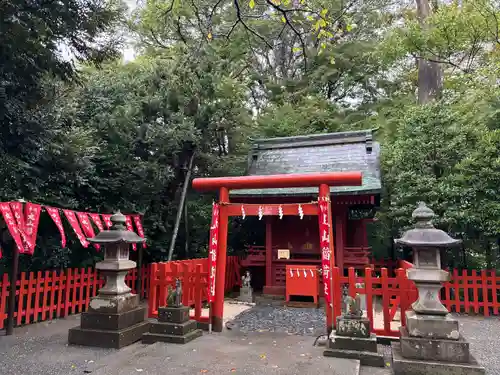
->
[395,202,461,248]
[88,211,146,244]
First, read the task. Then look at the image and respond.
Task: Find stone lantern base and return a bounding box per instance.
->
[68,293,150,349]
[392,341,485,375]
[392,321,485,375]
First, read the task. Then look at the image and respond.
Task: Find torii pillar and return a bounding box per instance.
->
[192,172,362,332]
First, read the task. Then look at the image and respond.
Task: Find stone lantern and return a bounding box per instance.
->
[68,211,150,349]
[392,202,484,375]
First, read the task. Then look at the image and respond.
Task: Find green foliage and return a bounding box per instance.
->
[379,94,500,268]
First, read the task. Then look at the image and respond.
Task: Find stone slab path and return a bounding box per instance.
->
[0,306,498,375]
[0,315,360,375]
[91,331,361,375]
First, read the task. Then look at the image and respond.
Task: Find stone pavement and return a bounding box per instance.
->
[90,331,363,375]
[0,312,498,375]
[0,314,362,375]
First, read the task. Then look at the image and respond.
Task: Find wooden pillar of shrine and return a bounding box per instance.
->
[213,187,229,332]
[335,206,347,272]
[265,217,273,290]
[319,184,335,330]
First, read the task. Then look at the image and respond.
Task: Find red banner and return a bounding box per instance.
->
[46,206,66,247]
[318,198,332,304]
[125,215,137,251]
[89,213,104,232]
[63,210,89,248]
[9,202,34,253]
[77,212,100,250]
[132,215,146,248]
[101,214,112,229]
[0,202,25,254]
[208,203,220,303]
[24,203,41,255]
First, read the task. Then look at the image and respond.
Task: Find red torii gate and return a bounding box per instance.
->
[192,171,362,332]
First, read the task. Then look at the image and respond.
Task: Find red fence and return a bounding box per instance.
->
[0,256,241,330]
[148,256,242,323]
[332,265,500,337]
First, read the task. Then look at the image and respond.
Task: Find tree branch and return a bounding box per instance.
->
[233,0,273,49]
[264,0,308,70]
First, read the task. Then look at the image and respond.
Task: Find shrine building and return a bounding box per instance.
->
[231,129,381,296]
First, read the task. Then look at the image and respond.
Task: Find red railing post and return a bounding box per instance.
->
[364,267,374,333]
[492,270,499,315]
[194,264,203,321]
[380,268,390,335]
[16,272,27,326]
[0,273,9,329]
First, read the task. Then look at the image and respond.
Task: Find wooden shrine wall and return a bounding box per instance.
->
[271,216,320,255]
[346,219,367,247]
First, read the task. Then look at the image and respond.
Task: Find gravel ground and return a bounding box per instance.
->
[230,306,327,336]
[0,315,119,375]
[454,315,500,375]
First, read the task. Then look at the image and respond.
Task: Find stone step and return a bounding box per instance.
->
[149,320,198,336]
[359,366,392,375]
[391,342,486,375]
[329,334,378,352]
[324,346,385,368]
[68,320,150,349]
[142,328,203,344]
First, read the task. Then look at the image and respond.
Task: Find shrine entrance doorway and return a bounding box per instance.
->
[192,172,362,332]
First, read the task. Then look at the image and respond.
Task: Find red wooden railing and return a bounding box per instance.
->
[148,261,208,322]
[388,260,414,320]
[147,256,242,323]
[241,246,266,267]
[333,265,500,337]
[343,246,372,268]
[0,256,241,330]
[0,267,147,329]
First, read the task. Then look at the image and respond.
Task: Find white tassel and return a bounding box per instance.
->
[258,206,263,220]
[298,204,304,219]
[241,205,246,220]
[296,268,300,277]
[290,268,294,278]
[278,205,283,220]
[303,268,307,278]
[310,269,314,278]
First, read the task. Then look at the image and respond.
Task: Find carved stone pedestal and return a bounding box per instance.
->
[392,324,485,374]
[323,316,384,367]
[68,275,150,349]
[142,306,202,344]
[68,299,149,349]
[238,286,253,303]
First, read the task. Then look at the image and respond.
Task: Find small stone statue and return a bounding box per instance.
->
[167,278,183,307]
[239,271,253,303]
[342,284,363,318]
[241,270,251,288]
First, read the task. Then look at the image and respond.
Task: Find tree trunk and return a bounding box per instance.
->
[415,0,442,104]
[167,152,195,261]
[485,239,493,269]
[184,199,189,258]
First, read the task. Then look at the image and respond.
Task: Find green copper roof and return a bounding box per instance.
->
[231,129,381,197]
